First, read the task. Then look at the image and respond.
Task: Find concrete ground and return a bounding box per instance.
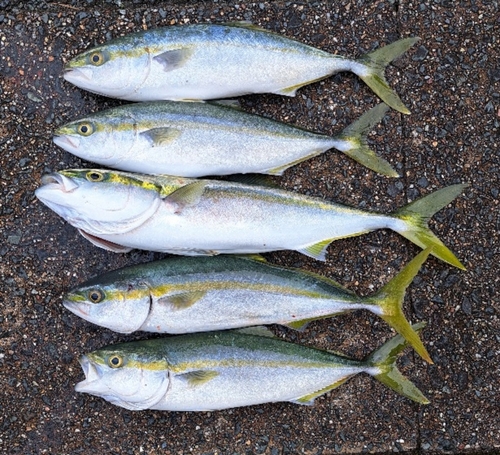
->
[0,1,498,454]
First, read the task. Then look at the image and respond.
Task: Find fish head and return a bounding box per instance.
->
[53,111,136,166]
[76,343,170,410]
[63,37,151,99]
[63,273,152,333]
[35,169,162,236]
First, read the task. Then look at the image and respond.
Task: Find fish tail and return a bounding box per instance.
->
[365,248,433,363]
[366,322,429,404]
[354,37,420,114]
[335,103,398,177]
[391,184,468,270]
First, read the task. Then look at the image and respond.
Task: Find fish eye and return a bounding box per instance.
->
[89,51,106,66]
[86,171,104,182]
[88,289,104,303]
[77,122,94,136]
[108,355,124,368]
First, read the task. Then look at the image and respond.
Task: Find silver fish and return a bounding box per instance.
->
[54,102,399,177]
[34,169,466,269]
[63,22,418,113]
[75,324,429,411]
[64,249,434,363]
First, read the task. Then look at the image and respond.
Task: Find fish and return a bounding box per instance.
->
[75,323,429,411]
[34,169,467,269]
[63,249,434,362]
[63,22,418,114]
[54,101,399,177]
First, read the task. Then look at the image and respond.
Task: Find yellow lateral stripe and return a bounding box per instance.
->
[170,358,338,374]
[149,281,332,300]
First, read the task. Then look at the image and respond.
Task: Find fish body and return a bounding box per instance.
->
[75,325,429,411]
[64,250,434,362]
[35,169,466,269]
[54,101,398,177]
[63,23,418,114]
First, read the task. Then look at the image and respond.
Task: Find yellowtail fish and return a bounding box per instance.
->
[54,102,399,177]
[75,324,429,411]
[63,22,418,113]
[34,169,466,268]
[64,249,434,363]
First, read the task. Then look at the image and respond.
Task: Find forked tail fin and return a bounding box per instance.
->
[367,322,429,404]
[354,37,420,114]
[391,184,468,269]
[365,248,433,363]
[335,103,399,177]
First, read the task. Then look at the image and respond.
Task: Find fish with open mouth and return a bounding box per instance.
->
[64,249,434,363]
[53,102,399,177]
[75,324,429,411]
[34,169,466,268]
[63,22,418,114]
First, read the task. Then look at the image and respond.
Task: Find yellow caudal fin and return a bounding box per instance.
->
[365,248,433,363]
[367,322,429,404]
[391,184,468,269]
[336,103,398,177]
[355,37,420,114]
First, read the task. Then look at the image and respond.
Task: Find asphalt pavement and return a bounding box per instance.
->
[0,1,498,454]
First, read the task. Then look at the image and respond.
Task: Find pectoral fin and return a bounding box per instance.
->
[179,370,219,386]
[153,48,194,72]
[164,181,207,212]
[141,127,181,146]
[291,376,351,405]
[159,290,206,309]
[78,229,132,253]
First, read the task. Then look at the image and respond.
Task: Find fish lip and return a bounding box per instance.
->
[63,67,93,83]
[63,298,89,317]
[75,355,101,392]
[53,134,80,152]
[40,173,79,193]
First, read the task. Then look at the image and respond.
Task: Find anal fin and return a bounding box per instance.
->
[291,376,352,405]
[297,238,334,261]
[274,76,330,97]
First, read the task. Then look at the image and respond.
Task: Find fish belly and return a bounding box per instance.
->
[154,365,362,411]
[127,130,331,176]
[134,45,348,101]
[142,289,358,333]
[96,191,390,255]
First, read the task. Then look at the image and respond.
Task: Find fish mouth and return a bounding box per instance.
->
[75,355,102,393]
[63,67,93,83]
[63,298,89,317]
[40,173,79,193]
[53,134,81,152]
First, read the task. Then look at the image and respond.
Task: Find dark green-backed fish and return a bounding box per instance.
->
[64,250,434,363]
[75,324,429,411]
[54,102,399,177]
[64,22,418,113]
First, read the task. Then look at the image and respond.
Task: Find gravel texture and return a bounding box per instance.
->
[0,1,498,454]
